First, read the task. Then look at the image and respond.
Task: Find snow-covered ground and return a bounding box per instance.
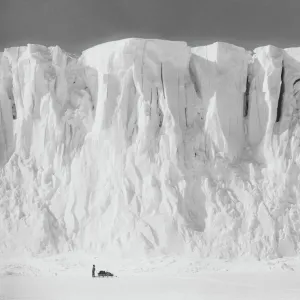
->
[1,253,300,300]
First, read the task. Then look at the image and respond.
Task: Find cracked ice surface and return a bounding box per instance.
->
[0,38,300,259]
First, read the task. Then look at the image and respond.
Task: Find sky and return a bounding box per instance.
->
[1,0,300,54]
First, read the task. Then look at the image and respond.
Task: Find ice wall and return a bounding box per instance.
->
[0,39,300,259]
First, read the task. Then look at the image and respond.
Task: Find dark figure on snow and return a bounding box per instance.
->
[98,270,114,277]
[92,265,96,277]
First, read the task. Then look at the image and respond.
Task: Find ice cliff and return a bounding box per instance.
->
[0,39,300,259]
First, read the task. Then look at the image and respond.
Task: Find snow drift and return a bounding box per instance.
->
[0,39,300,259]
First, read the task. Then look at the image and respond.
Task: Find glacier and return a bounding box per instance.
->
[0,39,300,259]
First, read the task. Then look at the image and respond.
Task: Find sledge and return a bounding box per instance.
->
[97,270,115,278]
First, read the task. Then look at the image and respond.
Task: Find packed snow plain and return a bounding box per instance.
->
[1,38,300,299]
[1,253,300,300]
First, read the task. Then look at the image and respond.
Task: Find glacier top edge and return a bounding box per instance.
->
[3,38,300,58]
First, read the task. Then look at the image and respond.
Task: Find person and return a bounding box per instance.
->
[92,265,96,277]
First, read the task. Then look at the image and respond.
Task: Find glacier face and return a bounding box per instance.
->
[0,39,300,259]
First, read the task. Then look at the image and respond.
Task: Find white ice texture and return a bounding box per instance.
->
[1,39,300,259]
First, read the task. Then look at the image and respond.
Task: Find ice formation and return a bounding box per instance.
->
[0,39,300,259]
